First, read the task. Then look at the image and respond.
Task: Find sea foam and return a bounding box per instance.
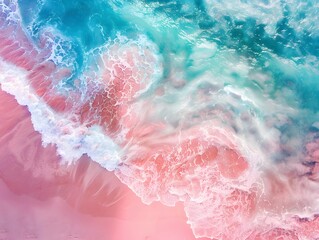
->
[0,58,121,171]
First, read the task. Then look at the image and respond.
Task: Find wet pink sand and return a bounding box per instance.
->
[0,89,209,240]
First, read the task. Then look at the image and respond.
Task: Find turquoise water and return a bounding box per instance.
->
[17,0,319,111]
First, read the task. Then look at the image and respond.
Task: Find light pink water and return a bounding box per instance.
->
[0,89,210,240]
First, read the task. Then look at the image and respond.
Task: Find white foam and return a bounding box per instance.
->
[38,28,76,69]
[98,33,163,97]
[204,0,319,38]
[0,0,20,24]
[204,0,283,35]
[0,57,121,171]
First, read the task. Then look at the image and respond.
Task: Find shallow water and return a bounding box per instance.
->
[0,89,209,240]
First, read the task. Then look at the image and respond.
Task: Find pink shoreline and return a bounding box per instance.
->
[0,89,208,240]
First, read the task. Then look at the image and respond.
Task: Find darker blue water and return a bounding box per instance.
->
[17,0,319,113]
[18,0,131,78]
